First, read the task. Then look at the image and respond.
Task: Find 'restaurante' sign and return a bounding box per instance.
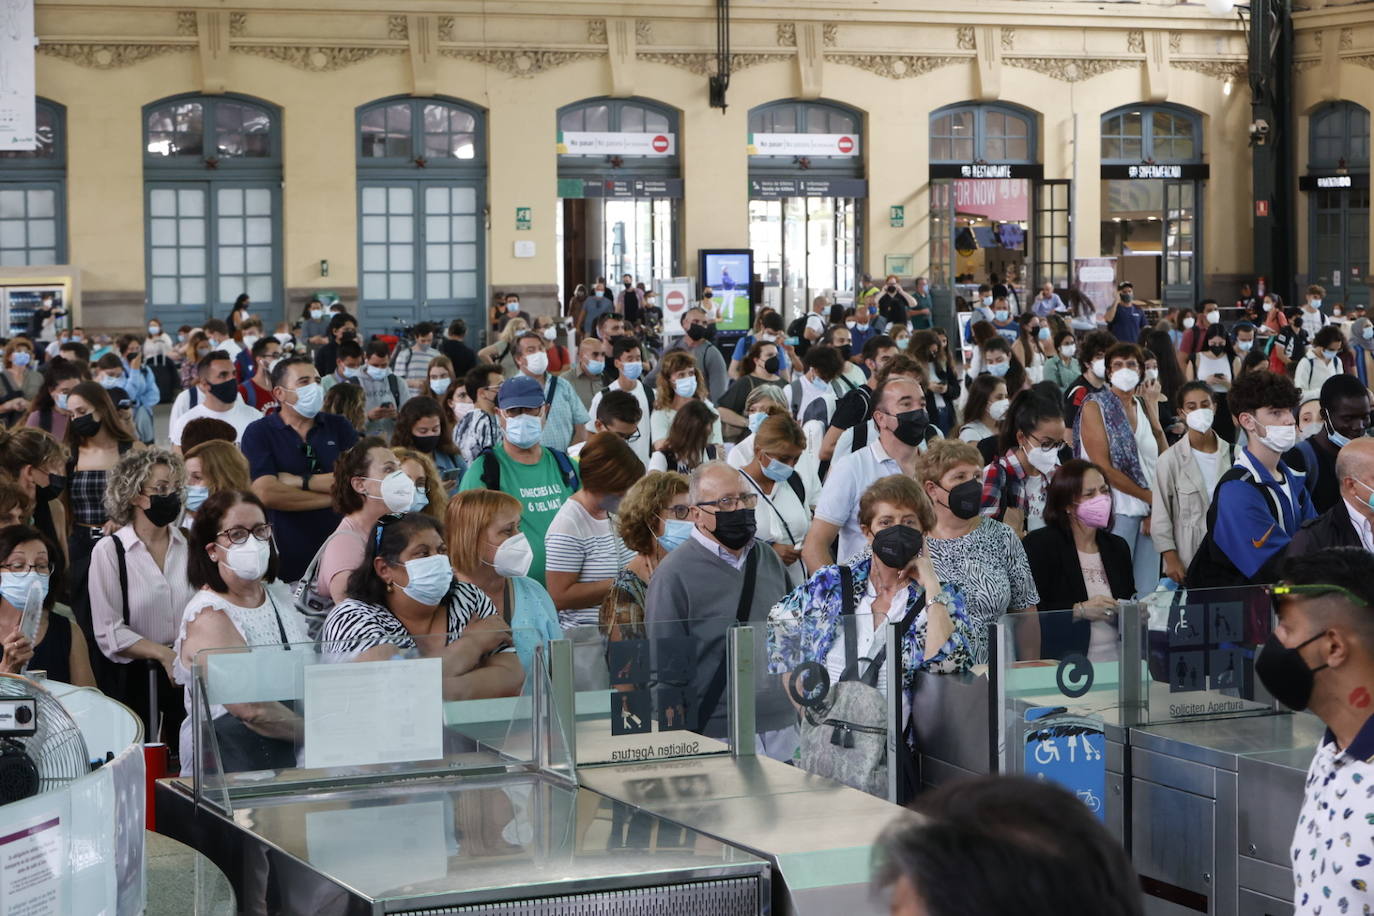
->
[557,132,676,156]
[747,133,860,157]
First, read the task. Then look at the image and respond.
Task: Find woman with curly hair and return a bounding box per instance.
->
[601,470,690,643]
[87,447,192,741]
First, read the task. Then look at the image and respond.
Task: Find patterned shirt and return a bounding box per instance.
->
[454,409,503,465]
[1292,716,1374,915]
[527,372,591,451]
[766,557,981,693]
[322,579,501,658]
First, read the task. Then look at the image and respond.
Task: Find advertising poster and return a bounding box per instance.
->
[0,0,35,150]
[700,250,753,332]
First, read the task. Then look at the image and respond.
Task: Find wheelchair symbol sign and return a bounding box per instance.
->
[1024,707,1107,822]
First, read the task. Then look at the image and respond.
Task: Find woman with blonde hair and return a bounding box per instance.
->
[394,446,448,523]
[447,489,561,674]
[739,414,812,578]
[178,330,209,390]
[0,426,68,551]
[477,316,529,375]
[419,354,457,403]
[323,382,366,434]
[650,350,723,449]
[182,439,250,523]
[602,471,690,642]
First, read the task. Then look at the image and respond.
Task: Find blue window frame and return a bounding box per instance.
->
[356,97,487,333]
[0,98,67,266]
[930,103,1037,164]
[747,98,863,176]
[142,94,283,327]
[1310,102,1370,170]
[1100,105,1203,163]
[557,97,680,178]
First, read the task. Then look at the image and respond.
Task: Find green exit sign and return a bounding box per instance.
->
[516,207,532,230]
[889,205,905,228]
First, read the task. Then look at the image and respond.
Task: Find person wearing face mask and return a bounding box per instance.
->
[25,356,82,441]
[391,322,441,393]
[980,390,1067,536]
[970,283,996,325]
[358,340,409,439]
[1151,381,1236,584]
[725,385,791,468]
[1288,440,1374,555]
[1023,460,1135,663]
[241,357,360,582]
[957,375,1009,445]
[1301,283,1330,329]
[819,335,899,464]
[987,297,1020,344]
[977,336,1026,396]
[182,439,250,528]
[918,440,1039,661]
[1062,330,1117,435]
[718,339,785,433]
[509,332,588,452]
[173,490,313,775]
[0,339,41,427]
[580,279,615,339]
[1247,550,1374,915]
[782,345,846,445]
[586,338,653,464]
[392,396,463,493]
[561,336,612,407]
[545,433,644,687]
[237,335,282,413]
[0,427,69,556]
[738,415,813,580]
[394,448,446,526]
[1284,374,1372,515]
[1295,325,1348,402]
[650,351,725,451]
[1044,332,1080,394]
[671,307,730,403]
[1347,317,1374,386]
[458,376,582,586]
[1103,281,1146,344]
[878,275,920,329]
[600,472,690,647]
[454,364,505,464]
[847,294,883,351]
[299,299,330,355]
[1076,343,1167,596]
[420,354,457,405]
[87,449,194,743]
[446,489,561,674]
[170,351,263,449]
[1186,324,1235,403]
[644,462,798,757]
[728,310,792,381]
[62,382,138,577]
[496,293,531,333]
[1186,370,1314,588]
[0,525,94,686]
[232,318,265,382]
[1013,316,1048,385]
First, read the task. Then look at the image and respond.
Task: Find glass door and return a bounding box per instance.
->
[928,179,956,335]
[1311,187,1371,310]
[1162,181,1197,310]
[749,199,784,315]
[1033,180,1071,289]
[600,198,677,289]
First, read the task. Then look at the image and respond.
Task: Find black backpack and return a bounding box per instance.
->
[1185,466,1286,588]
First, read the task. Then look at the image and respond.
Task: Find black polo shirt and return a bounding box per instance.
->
[241,411,359,582]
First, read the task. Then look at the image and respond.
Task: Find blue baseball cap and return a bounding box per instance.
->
[498,376,544,410]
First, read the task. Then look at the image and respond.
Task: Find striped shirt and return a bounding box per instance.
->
[544,498,632,630]
[322,579,500,657]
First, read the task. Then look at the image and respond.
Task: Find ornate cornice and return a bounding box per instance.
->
[587,19,652,45]
[828,53,964,79]
[639,51,790,76]
[1127,30,1145,54]
[1346,55,1374,70]
[776,23,837,47]
[235,45,403,72]
[1005,56,1135,82]
[176,11,197,37]
[440,48,598,77]
[387,15,408,40]
[36,42,193,69]
[956,26,975,51]
[438,17,455,42]
[1001,28,1016,51]
[229,13,246,38]
[1171,59,1247,79]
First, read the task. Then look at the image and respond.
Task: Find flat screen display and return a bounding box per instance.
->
[698,249,753,332]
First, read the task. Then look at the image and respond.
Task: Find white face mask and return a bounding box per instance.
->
[1182,317,1196,330]
[1299,421,1323,442]
[1060,344,1077,359]
[523,351,549,376]
[1185,408,1215,435]
[542,326,558,341]
[367,470,418,514]
[223,538,271,581]
[1145,368,1159,381]
[1026,443,1061,475]
[1205,311,1221,325]
[1257,420,1299,452]
[490,533,534,579]
[1090,358,1106,379]
[1110,368,1141,392]
[988,398,1011,421]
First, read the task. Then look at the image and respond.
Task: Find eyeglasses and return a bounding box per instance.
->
[142,483,178,497]
[1,561,51,575]
[618,429,642,444]
[695,493,759,512]
[660,505,692,521]
[216,523,273,545]
[1026,434,1067,452]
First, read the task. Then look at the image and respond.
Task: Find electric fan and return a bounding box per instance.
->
[0,674,89,805]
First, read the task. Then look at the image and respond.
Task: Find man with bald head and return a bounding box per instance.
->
[1288,437,1374,555]
[645,461,797,757]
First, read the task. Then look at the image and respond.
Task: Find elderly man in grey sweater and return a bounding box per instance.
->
[645,461,798,759]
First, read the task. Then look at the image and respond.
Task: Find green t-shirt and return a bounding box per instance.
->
[458,447,577,585]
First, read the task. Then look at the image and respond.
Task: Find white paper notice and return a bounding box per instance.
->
[302,657,444,769]
[0,812,63,916]
[306,801,447,894]
[0,0,36,150]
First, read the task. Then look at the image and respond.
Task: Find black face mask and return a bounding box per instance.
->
[144,492,182,528]
[886,285,897,294]
[836,344,853,361]
[1209,344,1226,356]
[888,409,931,447]
[938,478,983,520]
[687,324,710,342]
[1255,630,1328,711]
[413,434,441,454]
[72,414,101,439]
[1121,292,1133,302]
[763,356,781,375]
[209,378,239,404]
[624,282,632,289]
[872,524,923,570]
[710,508,757,551]
[36,474,66,503]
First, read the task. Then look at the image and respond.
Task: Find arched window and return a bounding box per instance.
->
[1100,105,1202,163]
[557,98,679,176]
[0,98,67,266]
[142,94,282,326]
[1310,102,1370,170]
[930,104,1036,163]
[356,97,487,331]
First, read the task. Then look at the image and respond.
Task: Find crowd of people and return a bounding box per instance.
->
[0,275,1369,797]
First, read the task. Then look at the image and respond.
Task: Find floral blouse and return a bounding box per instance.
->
[766,556,983,691]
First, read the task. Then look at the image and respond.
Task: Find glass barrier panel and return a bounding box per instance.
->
[192,629,554,810]
[1136,584,1277,726]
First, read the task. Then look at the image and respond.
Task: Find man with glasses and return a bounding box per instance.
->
[586,338,652,464]
[804,376,926,572]
[569,391,643,460]
[645,461,798,757]
[241,356,359,582]
[1263,551,1374,915]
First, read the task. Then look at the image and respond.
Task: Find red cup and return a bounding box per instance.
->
[144,743,169,830]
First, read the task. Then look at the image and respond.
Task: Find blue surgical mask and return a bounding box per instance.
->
[673,376,698,399]
[994,310,1009,322]
[896,337,910,350]
[398,554,452,606]
[657,519,694,553]
[761,455,795,483]
[342,366,361,379]
[622,360,644,380]
[811,374,830,391]
[292,382,324,419]
[97,374,123,390]
[587,360,606,376]
[184,485,210,512]
[1324,348,1341,362]
[55,393,69,411]
[1356,478,1374,510]
[506,414,543,448]
[410,487,430,513]
[748,411,768,434]
[1330,427,1352,449]
[429,377,451,396]
[11,351,31,367]
[0,570,48,612]
[366,366,389,381]
[1037,327,1051,341]
[986,361,1010,378]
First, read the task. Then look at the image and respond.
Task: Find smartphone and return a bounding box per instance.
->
[785,336,800,346]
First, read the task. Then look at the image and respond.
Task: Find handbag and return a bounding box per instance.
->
[797,565,924,797]
[291,533,340,639]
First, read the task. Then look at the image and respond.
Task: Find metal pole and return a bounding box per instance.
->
[885,618,902,804]
[548,638,576,766]
[728,625,756,756]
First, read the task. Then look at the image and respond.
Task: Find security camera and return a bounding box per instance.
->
[1249,119,1271,146]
